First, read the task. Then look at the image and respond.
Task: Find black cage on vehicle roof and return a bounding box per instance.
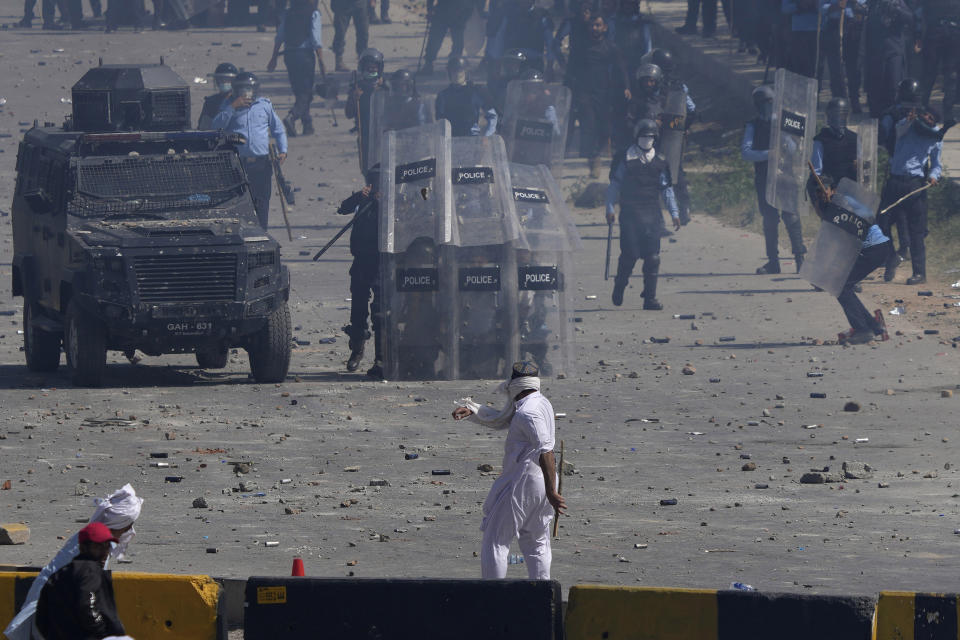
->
[72,63,191,133]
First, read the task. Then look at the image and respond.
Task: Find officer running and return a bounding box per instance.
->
[741,85,806,275]
[213,72,288,230]
[198,62,237,130]
[339,166,383,377]
[606,119,681,310]
[436,57,499,137]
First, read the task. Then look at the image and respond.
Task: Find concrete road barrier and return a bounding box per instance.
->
[876,591,960,640]
[1,571,222,640]
[566,585,875,640]
[244,577,563,639]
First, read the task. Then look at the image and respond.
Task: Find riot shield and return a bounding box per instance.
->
[168,0,216,21]
[800,178,880,296]
[451,135,522,379]
[501,80,572,171]
[364,91,436,173]
[509,163,581,377]
[857,118,879,193]
[766,69,818,216]
[380,121,456,380]
[659,88,687,183]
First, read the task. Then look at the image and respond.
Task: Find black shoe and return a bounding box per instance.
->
[794,253,804,273]
[756,261,781,275]
[369,15,381,24]
[347,346,364,372]
[883,251,903,282]
[283,115,297,137]
[906,274,926,285]
[898,247,910,260]
[42,22,65,29]
[417,62,434,76]
[643,298,664,311]
[675,24,697,35]
[380,14,391,23]
[612,280,626,306]
[366,360,384,378]
[679,209,691,226]
[14,18,33,28]
[301,122,315,136]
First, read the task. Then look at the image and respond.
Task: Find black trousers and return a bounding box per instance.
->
[837,241,892,333]
[332,0,369,57]
[424,16,468,65]
[921,25,960,120]
[284,49,316,125]
[575,89,610,159]
[683,0,730,35]
[105,0,146,28]
[615,210,663,299]
[755,170,805,260]
[879,174,928,276]
[348,255,382,357]
[865,50,904,118]
[787,30,818,79]
[244,156,274,230]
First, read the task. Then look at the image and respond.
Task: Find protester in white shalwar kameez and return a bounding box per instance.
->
[3,483,144,640]
[453,361,566,579]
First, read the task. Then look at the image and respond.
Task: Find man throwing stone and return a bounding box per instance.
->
[452,361,566,579]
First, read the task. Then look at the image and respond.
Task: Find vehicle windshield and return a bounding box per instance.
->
[67,151,247,218]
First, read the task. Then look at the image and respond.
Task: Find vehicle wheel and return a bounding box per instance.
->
[247,303,291,383]
[65,300,106,387]
[23,300,61,372]
[196,345,229,369]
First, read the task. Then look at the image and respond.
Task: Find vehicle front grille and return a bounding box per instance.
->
[134,253,237,303]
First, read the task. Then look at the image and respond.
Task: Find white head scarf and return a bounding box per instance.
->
[457,376,541,430]
[89,483,143,560]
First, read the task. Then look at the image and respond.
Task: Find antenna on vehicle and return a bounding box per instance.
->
[160,56,165,65]
[98,57,103,67]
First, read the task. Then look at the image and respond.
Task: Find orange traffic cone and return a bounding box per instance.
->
[291,557,305,577]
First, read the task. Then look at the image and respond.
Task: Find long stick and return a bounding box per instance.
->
[312,218,354,261]
[814,5,822,86]
[807,160,827,195]
[552,439,564,538]
[604,222,613,281]
[878,183,933,216]
[270,143,293,242]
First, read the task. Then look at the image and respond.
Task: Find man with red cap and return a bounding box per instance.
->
[35,522,128,640]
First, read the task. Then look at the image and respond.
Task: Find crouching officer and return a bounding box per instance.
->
[606,119,680,310]
[338,165,383,376]
[199,62,238,130]
[213,72,288,230]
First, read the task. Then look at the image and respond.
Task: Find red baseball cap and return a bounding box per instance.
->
[78,522,119,544]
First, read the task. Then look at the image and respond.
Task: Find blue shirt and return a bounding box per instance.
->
[276,9,323,50]
[822,0,865,23]
[863,223,889,249]
[741,121,769,164]
[605,146,679,218]
[212,97,288,158]
[782,0,821,31]
[890,119,942,180]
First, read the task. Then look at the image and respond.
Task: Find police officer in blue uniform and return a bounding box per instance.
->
[435,57,499,136]
[606,119,681,310]
[741,85,806,275]
[213,72,289,230]
[878,105,944,285]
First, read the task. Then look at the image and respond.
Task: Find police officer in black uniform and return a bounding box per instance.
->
[810,97,858,191]
[198,62,238,130]
[606,119,682,310]
[419,0,474,76]
[864,0,915,117]
[919,0,960,121]
[436,57,499,136]
[338,165,383,376]
[740,85,806,275]
[618,63,663,153]
[346,48,386,170]
[652,48,695,225]
[489,49,529,116]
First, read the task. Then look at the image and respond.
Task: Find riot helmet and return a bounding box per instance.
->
[212,62,238,94]
[633,118,659,151]
[752,85,774,121]
[231,71,259,100]
[359,48,385,82]
[447,56,469,85]
[500,49,528,82]
[826,97,850,133]
[635,63,662,95]
[521,68,544,81]
[896,78,920,105]
[650,49,675,77]
[391,69,415,96]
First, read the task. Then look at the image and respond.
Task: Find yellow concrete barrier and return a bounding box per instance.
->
[1,571,219,640]
[113,572,220,640]
[875,591,960,640]
[565,585,719,640]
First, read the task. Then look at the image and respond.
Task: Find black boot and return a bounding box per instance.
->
[883,250,903,282]
[794,253,804,273]
[344,325,369,372]
[756,260,781,275]
[906,274,926,285]
[283,114,297,137]
[612,278,627,306]
[641,271,662,310]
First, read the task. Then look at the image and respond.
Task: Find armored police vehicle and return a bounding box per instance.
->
[11,63,291,386]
